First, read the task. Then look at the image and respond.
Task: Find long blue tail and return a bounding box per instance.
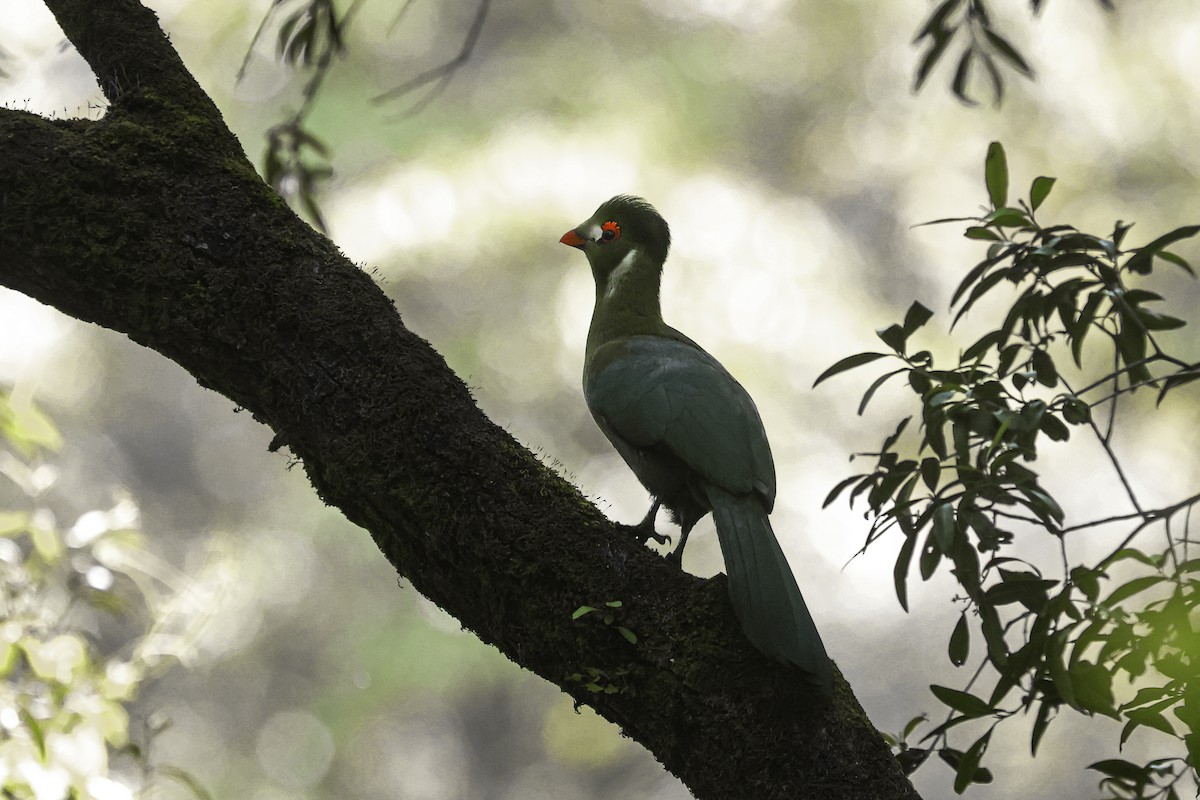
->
[708,487,833,697]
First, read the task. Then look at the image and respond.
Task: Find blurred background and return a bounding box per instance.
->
[2,0,1200,797]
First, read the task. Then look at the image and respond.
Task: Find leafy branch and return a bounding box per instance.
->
[238,0,489,231]
[817,141,1200,797]
[912,0,1115,106]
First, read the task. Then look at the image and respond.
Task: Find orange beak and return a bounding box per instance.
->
[559,229,587,248]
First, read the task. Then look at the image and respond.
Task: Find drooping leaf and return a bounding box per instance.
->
[1030,699,1055,756]
[1103,575,1166,607]
[858,369,909,416]
[949,612,970,666]
[915,29,957,92]
[930,684,992,718]
[895,532,917,612]
[983,29,1032,77]
[877,324,909,355]
[1030,176,1056,211]
[813,352,889,387]
[824,473,868,509]
[1088,759,1150,783]
[920,457,941,491]
[1124,225,1200,275]
[984,142,1008,209]
[953,730,993,793]
[902,301,935,335]
[932,502,956,553]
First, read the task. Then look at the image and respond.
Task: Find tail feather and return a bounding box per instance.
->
[708,488,833,697]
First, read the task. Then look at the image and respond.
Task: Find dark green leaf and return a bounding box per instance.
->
[1030,699,1055,756]
[985,142,1008,209]
[953,267,1014,326]
[1070,566,1100,601]
[823,473,868,508]
[858,369,908,416]
[1039,413,1069,442]
[984,207,1030,228]
[1124,225,1200,275]
[813,352,889,387]
[920,457,941,491]
[978,602,1009,666]
[1070,661,1117,717]
[1125,707,1173,735]
[932,502,956,553]
[997,343,1022,377]
[1137,308,1186,331]
[1155,248,1196,276]
[930,685,992,718]
[1107,548,1161,567]
[1186,735,1200,776]
[1088,759,1149,783]
[903,301,935,335]
[1103,575,1165,607]
[1070,290,1106,367]
[915,0,966,41]
[951,256,1001,308]
[1158,365,1200,405]
[952,49,977,106]
[1062,396,1090,425]
[882,416,912,453]
[949,612,970,666]
[965,226,1001,241]
[895,532,917,612]
[983,29,1032,77]
[877,324,909,355]
[962,329,1002,362]
[953,730,993,794]
[1030,176,1056,211]
[914,30,956,91]
[902,713,928,741]
[1020,486,1064,525]
[1030,349,1058,388]
[920,528,943,580]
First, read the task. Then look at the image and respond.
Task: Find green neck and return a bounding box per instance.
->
[585,250,669,356]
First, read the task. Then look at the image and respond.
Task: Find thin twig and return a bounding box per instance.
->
[374,0,489,116]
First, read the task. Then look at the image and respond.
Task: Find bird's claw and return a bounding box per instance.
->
[619,522,671,547]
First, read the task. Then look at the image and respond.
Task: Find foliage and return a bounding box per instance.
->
[818,142,1200,797]
[567,600,636,695]
[0,389,223,800]
[240,0,490,232]
[913,0,1116,105]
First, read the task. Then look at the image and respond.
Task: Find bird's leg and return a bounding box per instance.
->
[664,521,696,569]
[619,499,670,546]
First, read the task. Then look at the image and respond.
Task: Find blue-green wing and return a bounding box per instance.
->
[584,335,775,507]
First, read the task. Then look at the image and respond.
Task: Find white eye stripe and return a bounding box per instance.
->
[586,223,602,242]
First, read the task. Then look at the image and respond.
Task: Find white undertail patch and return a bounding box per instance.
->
[604,248,639,300]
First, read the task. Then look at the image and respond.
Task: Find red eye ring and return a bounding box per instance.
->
[599,221,620,242]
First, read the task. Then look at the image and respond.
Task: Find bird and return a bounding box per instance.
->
[560,194,833,697]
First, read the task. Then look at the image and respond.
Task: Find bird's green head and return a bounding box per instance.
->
[559,195,671,283]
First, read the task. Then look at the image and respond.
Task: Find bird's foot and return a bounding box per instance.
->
[663,548,684,569]
[619,520,671,547]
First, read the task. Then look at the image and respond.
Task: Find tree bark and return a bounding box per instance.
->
[0,2,919,798]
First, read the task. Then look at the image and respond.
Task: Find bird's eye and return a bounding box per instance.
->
[599,221,621,243]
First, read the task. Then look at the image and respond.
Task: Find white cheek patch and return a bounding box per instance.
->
[604,248,639,300]
[586,223,602,242]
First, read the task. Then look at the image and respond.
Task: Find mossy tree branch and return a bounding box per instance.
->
[0,2,917,797]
